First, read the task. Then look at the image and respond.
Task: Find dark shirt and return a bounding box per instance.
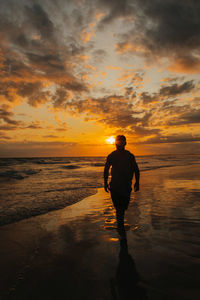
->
[104,149,139,193]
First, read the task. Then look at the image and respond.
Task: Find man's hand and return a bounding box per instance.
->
[104,182,110,193]
[134,182,139,192]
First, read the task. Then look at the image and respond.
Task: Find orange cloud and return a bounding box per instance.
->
[115,42,146,55]
[81,30,95,43]
[106,65,123,71]
[168,57,200,74]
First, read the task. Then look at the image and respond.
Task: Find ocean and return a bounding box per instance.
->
[0,154,200,226]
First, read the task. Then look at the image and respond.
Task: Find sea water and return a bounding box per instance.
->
[0,155,200,226]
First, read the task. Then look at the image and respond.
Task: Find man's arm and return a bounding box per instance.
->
[131,155,140,192]
[104,155,111,192]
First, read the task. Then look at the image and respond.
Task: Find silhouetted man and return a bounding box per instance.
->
[104,135,140,230]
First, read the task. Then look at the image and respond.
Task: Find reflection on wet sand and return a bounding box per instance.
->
[111,229,147,300]
[106,194,147,300]
[165,179,200,190]
[0,165,200,299]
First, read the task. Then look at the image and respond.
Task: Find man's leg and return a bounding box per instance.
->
[110,190,130,231]
[116,207,125,229]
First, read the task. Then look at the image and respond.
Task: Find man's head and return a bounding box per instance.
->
[115,135,126,150]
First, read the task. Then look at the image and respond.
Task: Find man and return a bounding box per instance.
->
[104,135,140,230]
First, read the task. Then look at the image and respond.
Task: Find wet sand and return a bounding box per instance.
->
[0,164,200,300]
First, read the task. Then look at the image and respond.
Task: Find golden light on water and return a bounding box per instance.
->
[105,136,115,144]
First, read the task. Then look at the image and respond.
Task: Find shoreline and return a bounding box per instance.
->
[0,164,200,299]
[1,162,200,228]
[0,187,98,227]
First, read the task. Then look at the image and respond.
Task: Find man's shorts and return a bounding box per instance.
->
[110,189,131,210]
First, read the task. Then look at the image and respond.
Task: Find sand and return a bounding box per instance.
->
[0,164,200,300]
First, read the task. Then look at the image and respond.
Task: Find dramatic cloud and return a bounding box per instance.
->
[0,0,199,155]
[0,0,89,107]
[59,94,140,127]
[114,0,200,72]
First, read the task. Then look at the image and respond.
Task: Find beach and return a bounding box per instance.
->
[0,163,200,300]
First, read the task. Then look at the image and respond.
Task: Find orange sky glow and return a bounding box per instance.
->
[0,0,200,157]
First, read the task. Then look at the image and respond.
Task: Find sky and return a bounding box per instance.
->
[0,0,200,157]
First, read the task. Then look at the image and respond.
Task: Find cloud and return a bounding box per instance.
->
[140,80,195,104]
[0,0,89,108]
[161,76,185,83]
[113,0,200,73]
[0,107,44,131]
[56,94,143,127]
[142,134,200,144]
[116,70,145,91]
[159,81,195,97]
[18,81,51,107]
[140,92,157,105]
[56,128,68,132]
[131,125,160,137]
[26,121,43,129]
[0,0,199,154]
[0,132,11,140]
[138,141,200,155]
[97,0,134,28]
[0,140,78,157]
[92,49,107,63]
[0,106,22,125]
[43,135,61,138]
[167,109,200,125]
[0,79,50,107]
[50,78,198,142]
[0,125,18,131]
[26,52,65,73]
[25,3,55,41]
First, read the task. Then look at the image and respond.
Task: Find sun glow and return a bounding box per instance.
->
[106,136,115,144]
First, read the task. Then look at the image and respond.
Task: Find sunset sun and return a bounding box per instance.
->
[106,136,115,144]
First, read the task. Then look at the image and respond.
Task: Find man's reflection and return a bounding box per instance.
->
[111,231,147,300]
